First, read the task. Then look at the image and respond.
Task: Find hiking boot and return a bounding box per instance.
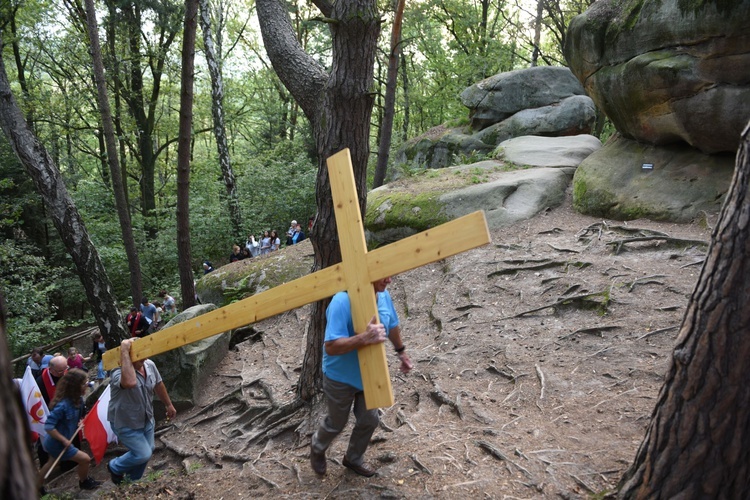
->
[310,446,327,475]
[107,462,124,485]
[79,477,102,490]
[342,457,377,477]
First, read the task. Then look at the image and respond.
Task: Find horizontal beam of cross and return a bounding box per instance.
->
[102,210,489,372]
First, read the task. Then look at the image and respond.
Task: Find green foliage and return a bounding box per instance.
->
[236,141,318,240]
[0,239,67,357]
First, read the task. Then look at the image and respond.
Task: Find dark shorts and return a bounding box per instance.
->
[42,435,78,461]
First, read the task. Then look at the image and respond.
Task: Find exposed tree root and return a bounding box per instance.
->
[606,236,708,255]
[502,288,611,319]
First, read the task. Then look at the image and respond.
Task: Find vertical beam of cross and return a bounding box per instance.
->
[327,149,393,408]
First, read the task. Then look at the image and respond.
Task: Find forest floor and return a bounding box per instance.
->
[44,190,717,499]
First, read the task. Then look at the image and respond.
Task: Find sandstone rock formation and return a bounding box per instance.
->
[395,66,597,171]
[565,0,750,154]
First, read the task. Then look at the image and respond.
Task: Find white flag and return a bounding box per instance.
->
[19,366,49,440]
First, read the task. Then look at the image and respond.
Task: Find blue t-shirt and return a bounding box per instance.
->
[322,290,399,390]
[140,303,157,323]
[28,354,53,371]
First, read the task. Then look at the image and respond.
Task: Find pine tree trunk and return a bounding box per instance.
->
[84,0,143,308]
[0,293,37,499]
[257,0,379,401]
[176,0,198,310]
[618,123,750,497]
[373,0,406,189]
[0,48,129,346]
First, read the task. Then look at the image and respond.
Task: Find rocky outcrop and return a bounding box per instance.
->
[195,242,314,307]
[153,304,229,411]
[367,135,600,245]
[573,135,734,221]
[496,135,602,168]
[565,0,750,154]
[394,67,597,172]
[460,66,592,131]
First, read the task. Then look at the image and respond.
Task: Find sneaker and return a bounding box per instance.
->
[107,462,124,485]
[79,477,102,490]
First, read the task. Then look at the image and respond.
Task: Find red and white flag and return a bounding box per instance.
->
[82,385,117,464]
[18,366,49,441]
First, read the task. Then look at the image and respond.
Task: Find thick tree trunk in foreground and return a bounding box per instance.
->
[0,293,37,499]
[84,0,143,308]
[257,0,379,401]
[176,0,198,310]
[0,48,128,346]
[618,123,750,497]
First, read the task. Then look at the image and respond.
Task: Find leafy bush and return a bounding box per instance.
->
[0,239,67,357]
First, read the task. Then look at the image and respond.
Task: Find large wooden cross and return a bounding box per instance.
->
[103,149,490,409]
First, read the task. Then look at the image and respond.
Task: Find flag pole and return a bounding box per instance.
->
[43,422,85,480]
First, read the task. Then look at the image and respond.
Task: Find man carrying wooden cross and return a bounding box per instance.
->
[310,275,412,477]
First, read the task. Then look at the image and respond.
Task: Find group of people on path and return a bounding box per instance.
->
[27,263,410,493]
[125,291,177,338]
[29,333,176,494]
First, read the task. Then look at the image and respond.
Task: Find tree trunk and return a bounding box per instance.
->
[401,51,409,142]
[531,0,544,67]
[0,47,129,347]
[257,0,379,401]
[198,0,243,242]
[618,122,750,497]
[176,0,198,310]
[0,292,37,500]
[372,0,406,189]
[84,0,143,308]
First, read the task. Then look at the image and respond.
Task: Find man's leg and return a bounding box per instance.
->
[344,391,379,466]
[110,421,155,480]
[311,376,356,455]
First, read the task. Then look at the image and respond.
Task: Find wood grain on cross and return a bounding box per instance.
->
[103,148,490,408]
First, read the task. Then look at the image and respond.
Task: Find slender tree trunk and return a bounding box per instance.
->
[106,0,130,214]
[198,0,242,241]
[84,0,143,308]
[177,0,198,310]
[0,47,129,346]
[531,0,543,67]
[0,292,37,500]
[401,51,409,142]
[618,122,750,497]
[372,0,405,189]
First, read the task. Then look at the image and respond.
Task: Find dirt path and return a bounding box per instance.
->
[47,193,715,499]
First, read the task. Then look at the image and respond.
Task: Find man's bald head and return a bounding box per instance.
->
[49,355,68,376]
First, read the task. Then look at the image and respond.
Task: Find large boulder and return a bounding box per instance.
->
[195,241,314,307]
[495,134,602,168]
[393,125,495,171]
[394,67,597,172]
[565,0,750,154]
[572,134,735,221]
[460,66,591,130]
[153,304,230,411]
[366,134,599,245]
[475,95,596,146]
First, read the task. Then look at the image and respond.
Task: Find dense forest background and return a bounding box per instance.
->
[0,0,592,358]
